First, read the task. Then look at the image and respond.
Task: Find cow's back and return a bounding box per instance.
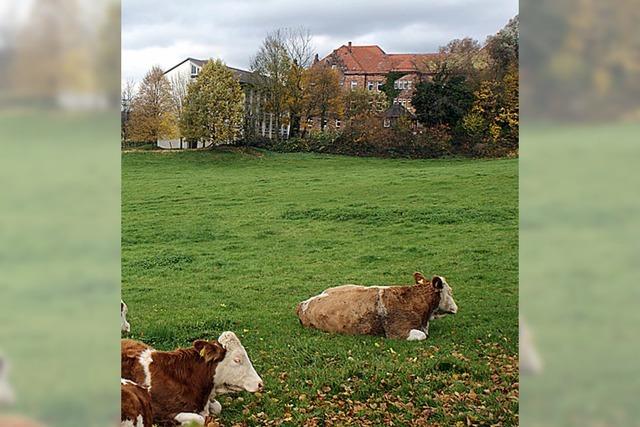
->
[121,380,153,427]
[121,339,151,385]
[297,285,383,335]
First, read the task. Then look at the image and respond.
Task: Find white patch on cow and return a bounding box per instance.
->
[121,300,131,333]
[376,289,388,318]
[213,331,263,395]
[121,420,135,427]
[138,349,153,389]
[208,399,222,415]
[299,292,328,314]
[135,414,144,427]
[407,329,427,341]
[175,412,205,425]
[200,394,222,417]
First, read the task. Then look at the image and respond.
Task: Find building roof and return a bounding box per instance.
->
[163,57,256,84]
[322,44,440,74]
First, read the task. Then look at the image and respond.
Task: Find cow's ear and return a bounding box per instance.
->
[206,342,226,363]
[193,340,208,355]
[194,340,225,363]
[413,272,428,285]
[432,276,443,289]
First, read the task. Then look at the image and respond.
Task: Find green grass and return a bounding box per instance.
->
[0,112,120,426]
[122,150,518,426]
[520,122,640,427]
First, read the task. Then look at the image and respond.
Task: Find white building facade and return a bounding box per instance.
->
[160,57,284,149]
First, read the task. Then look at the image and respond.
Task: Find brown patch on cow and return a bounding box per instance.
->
[297,273,442,340]
[121,339,226,426]
[121,380,153,427]
[121,339,150,386]
[379,283,441,339]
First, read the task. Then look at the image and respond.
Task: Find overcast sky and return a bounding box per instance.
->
[122,0,517,85]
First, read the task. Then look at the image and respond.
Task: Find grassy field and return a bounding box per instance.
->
[122,150,518,426]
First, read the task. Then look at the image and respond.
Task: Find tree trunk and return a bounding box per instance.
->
[290,113,301,138]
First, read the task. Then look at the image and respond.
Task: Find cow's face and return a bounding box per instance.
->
[432,276,458,316]
[0,356,15,405]
[213,332,263,394]
[121,300,130,333]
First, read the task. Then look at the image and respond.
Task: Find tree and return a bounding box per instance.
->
[412,72,474,128]
[485,16,519,80]
[379,72,407,104]
[127,66,177,143]
[343,88,388,121]
[180,59,245,145]
[97,2,121,107]
[282,27,315,137]
[462,64,518,145]
[10,0,86,102]
[301,63,343,133]
[250,30,292,139]
[121,79,136,143]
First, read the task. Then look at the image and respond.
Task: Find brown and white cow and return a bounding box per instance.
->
[121,300,131,333]
[121,331,263,426]
[296,272,458,341]
[121,378,153,427]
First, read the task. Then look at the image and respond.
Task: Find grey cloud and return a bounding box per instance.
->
[123,0,517,82]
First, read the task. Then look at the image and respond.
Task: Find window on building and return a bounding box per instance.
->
[350,81,357,89]
[376,82,383,91]
[191,64,200,76]
[335,119,341,128]
[367,81,374,91]
[383,118,391,128]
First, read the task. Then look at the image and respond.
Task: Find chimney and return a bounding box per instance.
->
[313,53,319,64]
[348,41,352,51]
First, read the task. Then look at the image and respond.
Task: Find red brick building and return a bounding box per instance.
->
[317,42,439,112]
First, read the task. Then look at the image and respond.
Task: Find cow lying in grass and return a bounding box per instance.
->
[296,272,458,341]
[121,332,263,426]
[121,378,153,427]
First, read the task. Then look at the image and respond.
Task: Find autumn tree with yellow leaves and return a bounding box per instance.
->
[126,66,178,143]
[180,60,245,145]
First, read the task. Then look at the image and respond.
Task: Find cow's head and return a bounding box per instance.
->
[0,356,15,405]
[431,275,458,316]
[213,332,263,394]
[121,300,131,333]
